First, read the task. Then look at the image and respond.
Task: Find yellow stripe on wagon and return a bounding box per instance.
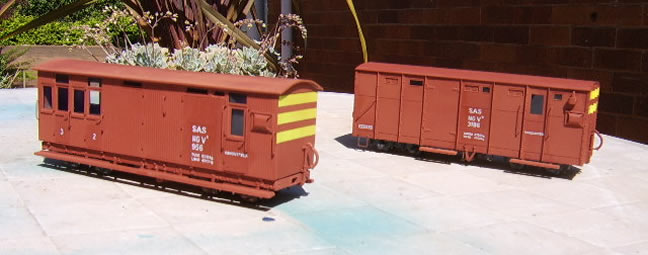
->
[278,92,318,107]
[590,87,600,100]
[278,108,317,125]
[588,102,598,114]
[276,125,316,144]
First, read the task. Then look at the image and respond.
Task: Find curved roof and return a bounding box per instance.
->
[34,59,322,95]
[356,62,598,92]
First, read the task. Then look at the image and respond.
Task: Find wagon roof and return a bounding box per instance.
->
[356,62,599,91]
[34,59,323,95]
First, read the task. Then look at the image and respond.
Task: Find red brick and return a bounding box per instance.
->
[611,72,648,95]
[426,41,481,60]
[436,0,481,7]
[594,49,643,71]
[516,45,550,65]
[598,92,635,115]
[529,26,571,46]
[378,10,398,23]
[493,26,529,44]
[572,27,616,47]
[396,9,428,24]
[595,112,617,136]
[617,28,648,49]
[547,47,593,68]
[382,25,413,39]
[480,44,518,63]
[561,68,614,91]
[410,26,435,41]
[458,26,494,42]
[636,96,648,118]
[643,51,648,73]
[482,6,552,24]
[434,26,459,41]
[421,8,481,25]
[617,116,648,144]
[551,5,643,26]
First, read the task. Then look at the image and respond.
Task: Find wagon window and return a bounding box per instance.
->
[409,80,423,86]
[531,94,544,115]
[55,74,69,84]
[43,86,52,109]
[482,87,490,93]
[229,93,247,104]
[554,94,562,100]
[88,78,102,87]
[123,81,142,88]
[89,91,101,115]
[187,88,208,94]
[57,87,68,111]
[231,109,245,136]
[74,89,84,114]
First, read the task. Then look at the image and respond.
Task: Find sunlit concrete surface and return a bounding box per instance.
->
[1,88,647,255]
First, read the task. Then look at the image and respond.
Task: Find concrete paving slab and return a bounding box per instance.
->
[615,241,648,255]
[11,175,131,207]
[524,181,633,209]
[50,228,206,255]
[399,167,515,196]
[174,217,333,255]
[447,221,599,254]
[372,196,507,233]
[0,207,45,240]
[456,189,580,219]
[2,88,648,254]
[0,236,60,255]
[526,208,647,248]
[28,198,167,236]
[0,180,23,209]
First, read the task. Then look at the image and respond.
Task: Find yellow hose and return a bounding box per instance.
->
[345,0,368,63]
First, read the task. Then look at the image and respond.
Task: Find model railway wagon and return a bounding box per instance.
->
[352,62,601,171]
[34,59,321,199]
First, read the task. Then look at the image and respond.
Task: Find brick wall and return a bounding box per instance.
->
[271,0,648,144]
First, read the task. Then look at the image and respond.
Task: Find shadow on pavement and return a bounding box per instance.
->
[334,133,580,180]
[38,159,307,210]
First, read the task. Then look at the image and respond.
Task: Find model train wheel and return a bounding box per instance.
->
[509,161,525,171]
[94,166,112,176]
[374,140,393,152]
[405,144,419,155]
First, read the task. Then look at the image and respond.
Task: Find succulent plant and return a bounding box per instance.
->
[105,43,276,77]
[170,47,203,72]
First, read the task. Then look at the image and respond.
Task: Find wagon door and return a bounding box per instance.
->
[420,78,460,149]
[521,88,548,161]
[375,74,401,141]
[184,92,221,169]
[457,81,493,154]
[398,76,424,144]
[222,93,249,174]
[488,85,525,158]
[53,75,71,145]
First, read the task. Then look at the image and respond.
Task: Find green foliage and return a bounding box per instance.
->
[106,43,276,77]
[15,0,122,22]
[0,46,29,88]
[0,13,139,46]
[0,14,86,45]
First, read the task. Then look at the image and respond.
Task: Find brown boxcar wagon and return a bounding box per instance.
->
[34,59,322,199]
[352,62,602,172]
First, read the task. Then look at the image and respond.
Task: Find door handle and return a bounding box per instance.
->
[515,105,521,137]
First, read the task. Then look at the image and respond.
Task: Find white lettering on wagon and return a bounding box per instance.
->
[224,151,248,158]
[467,107,485,129]
[524,131,545,136]
[190,124,213,165]
[358,124,373,130]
